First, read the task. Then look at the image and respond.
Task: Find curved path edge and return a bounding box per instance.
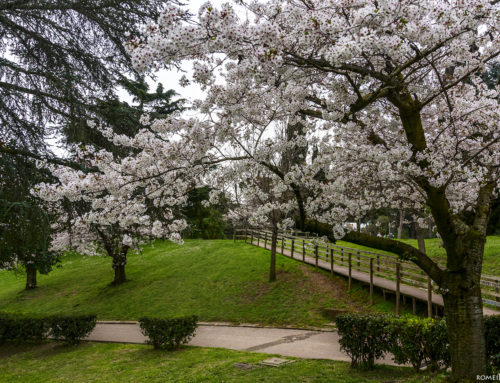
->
[86,321,397,365]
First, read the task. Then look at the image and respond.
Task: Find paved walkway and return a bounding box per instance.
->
[86,322,395,365]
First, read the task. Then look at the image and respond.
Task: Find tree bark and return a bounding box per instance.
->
[397,209,404,239]
[443,273,486,382]
[269,226,277,282]
[416,226,426,254]
[25,265,37,289]
[111,252,127,285]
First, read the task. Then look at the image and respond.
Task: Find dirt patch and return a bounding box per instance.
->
[298,265,368,313]
[242,269,298,303]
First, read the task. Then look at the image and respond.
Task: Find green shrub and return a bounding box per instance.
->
[485,315,500,371]
[139,316,198,350]
[335,314,392,369]
[48,315,97,345]
[389,317,449,372]
[0,313,47,343]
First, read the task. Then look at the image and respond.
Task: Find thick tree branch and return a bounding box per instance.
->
[302,219,444,284]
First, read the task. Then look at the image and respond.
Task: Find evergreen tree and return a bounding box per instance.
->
[0,0,168,154]
[0,154,58,289]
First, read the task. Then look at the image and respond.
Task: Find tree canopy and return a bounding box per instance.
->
[0,0,167,153]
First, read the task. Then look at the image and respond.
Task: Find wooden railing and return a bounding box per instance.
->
[234,228,500,312]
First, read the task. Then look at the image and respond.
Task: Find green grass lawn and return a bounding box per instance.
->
[332,236,500,276]
[0,342,444,383]
[335,240,402,257]
[0,240,395,327]
[396,236,500,276]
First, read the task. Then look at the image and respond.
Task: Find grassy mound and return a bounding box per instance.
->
[0,240,394,327]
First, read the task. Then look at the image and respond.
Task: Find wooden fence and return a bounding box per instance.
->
[234,228,500,315]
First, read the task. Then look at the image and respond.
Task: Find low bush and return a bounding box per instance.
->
[335,313,392,369]
[0,313,47,343]
[48,315,97,345]
[139,316,198,350]
[484,315,500,371]
[389,317,449,372]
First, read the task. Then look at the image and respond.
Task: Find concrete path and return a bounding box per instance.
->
[86,322,395,365]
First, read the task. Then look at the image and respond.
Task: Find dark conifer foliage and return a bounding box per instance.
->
[0,154,58,289]
[63,78,183,157]
[0,0,166,153]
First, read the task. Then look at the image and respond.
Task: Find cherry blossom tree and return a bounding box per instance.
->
[222,159,297,281]
[128,1,499,379]
[36,116,210,285]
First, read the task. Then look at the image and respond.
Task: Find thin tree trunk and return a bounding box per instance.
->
[416,226,426,254]
[397,209,404,239]
[25,265,37,289]
[357,219,361,233]
[443,276,486,382]
[269,226,277,282]
[111,251,127,285]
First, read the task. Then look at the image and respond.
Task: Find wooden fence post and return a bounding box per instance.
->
[330,248,334,277]
[250,230,253,245]
[341,249,344,265]
[257,232,260,247]
[348,253,352,291]
[370,258,374,306]
[302,239,305,261]
[264,232,267,249]
[291,239,295,258]
[315,245,318,269]
[376,254,380,272]
[356,251,360,269]
[427,277,433,318]
[281,237,284,254]
[396,262,401,316]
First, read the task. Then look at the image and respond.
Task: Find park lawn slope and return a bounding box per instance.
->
[397,236,500,276]
[0,342,444,383]
[0,240,392,327]
[336,236,500,276]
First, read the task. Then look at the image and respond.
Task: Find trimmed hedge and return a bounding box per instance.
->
[139,316,198,350]
[48,315,97,345]
[336,314,450,371]
[335,314,500,372]
[485,315,500,371]
[0,313,47,343]
[336,314,392,369]
[389,317,449,372]
[0,313,96,345]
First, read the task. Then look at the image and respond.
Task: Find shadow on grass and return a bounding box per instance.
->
[0,341,90,359]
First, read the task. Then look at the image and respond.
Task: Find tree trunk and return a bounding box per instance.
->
[443,278,486,382]
[397,209,404,239]
[111,252,127,285]
[269,226,277,282]
[416,226,426,254]
[25,265,37,289]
